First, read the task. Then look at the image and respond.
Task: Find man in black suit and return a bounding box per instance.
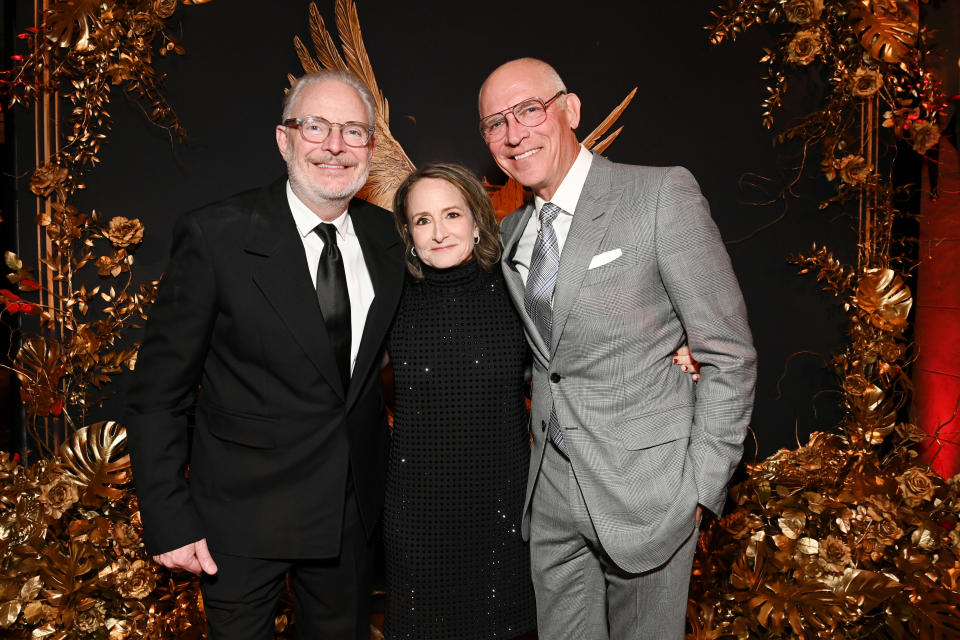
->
[125,70,404,640]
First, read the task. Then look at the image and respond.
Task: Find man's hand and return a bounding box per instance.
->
[674,345,701,382]
[152,538,218,576]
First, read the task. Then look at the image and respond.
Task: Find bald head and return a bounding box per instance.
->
[479,58,566,116]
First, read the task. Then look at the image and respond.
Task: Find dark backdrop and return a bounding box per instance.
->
[10,0,875,459]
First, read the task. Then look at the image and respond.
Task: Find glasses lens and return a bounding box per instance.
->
[513,99,547,127]
[300,117,330,143]
[480,115,507,141]
[341,123,371,147]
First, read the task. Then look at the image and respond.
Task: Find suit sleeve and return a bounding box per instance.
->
[654,166,757,517]
[124,212,217,555]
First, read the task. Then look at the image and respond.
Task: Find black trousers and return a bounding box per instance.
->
[200,486,373,640]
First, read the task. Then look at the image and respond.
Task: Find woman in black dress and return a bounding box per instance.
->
[383,163,536,639]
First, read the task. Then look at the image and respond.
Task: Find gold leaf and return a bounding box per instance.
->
[44,0,101,50]
[853,267,912,332]
[850,4,917,64]
[582,88,637,151]
[0,600,21,629]
[59,421,131,506]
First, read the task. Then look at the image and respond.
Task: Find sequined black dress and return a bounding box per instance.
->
[383,258,536,639]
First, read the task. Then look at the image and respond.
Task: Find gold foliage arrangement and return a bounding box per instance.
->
[0,422,205,639]
[688,2,959,638]
[0,0,210,452]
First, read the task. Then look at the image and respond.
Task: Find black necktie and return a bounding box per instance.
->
[314,222,351,387]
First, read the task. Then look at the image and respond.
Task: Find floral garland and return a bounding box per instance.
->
[0,1,213,638]
[688,1,959,638]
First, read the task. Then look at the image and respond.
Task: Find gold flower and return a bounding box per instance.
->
[105,216,144,248]
[112,522,142,552]
[898,468,936,507]
[38,475,80,519]
[154,0,178,18]
[787,29,822,65]
[910,120,940,154]
[29,162,69,198]
[876,517,904,547]
[73,600,106,633]
[116,559,156,599]
[784,0,824,24]
[851,67,883,98]
[836,154,871,186]
[949,527,960,552]
[818,534,852,573]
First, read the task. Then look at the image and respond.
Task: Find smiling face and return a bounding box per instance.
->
[276,79,375,219]
[479,59,582,201]
[404,178,479,270]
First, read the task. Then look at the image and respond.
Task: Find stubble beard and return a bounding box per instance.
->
[286,157,370,210]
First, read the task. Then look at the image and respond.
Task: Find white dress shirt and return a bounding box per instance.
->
[514,144,594,285]
[286,182,374,375]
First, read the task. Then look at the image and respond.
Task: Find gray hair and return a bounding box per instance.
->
[283,70,377,126]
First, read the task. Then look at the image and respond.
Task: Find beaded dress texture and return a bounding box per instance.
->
[384,258,536,639]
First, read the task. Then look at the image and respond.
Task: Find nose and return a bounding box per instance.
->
[504,113,528,146]
[322,126,345,153]
[433,219,448,242]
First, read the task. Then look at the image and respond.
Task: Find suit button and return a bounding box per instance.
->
[541,420,547,432]
[550,373,561,383]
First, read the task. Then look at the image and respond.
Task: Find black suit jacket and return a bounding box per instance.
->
[125,177,404,559]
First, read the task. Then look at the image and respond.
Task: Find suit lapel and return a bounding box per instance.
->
[347,199,404,409]
[501,204,550,360]
[244,179,347,399]
[551,155,623,356]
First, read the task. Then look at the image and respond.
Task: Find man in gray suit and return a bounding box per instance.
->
[479,58,757,639]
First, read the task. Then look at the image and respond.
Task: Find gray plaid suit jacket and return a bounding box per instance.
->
[500,154,757,574]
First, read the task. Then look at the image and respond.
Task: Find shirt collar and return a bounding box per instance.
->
[534,144,593,217]
[286,180,352,239]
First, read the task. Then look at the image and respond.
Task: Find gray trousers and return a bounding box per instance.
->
[530,442,698,640]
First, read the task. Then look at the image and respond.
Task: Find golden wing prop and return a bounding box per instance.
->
[295,0,636,216]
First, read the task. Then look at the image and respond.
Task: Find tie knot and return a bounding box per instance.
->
[539,202,562,225]
[314,222,339,246]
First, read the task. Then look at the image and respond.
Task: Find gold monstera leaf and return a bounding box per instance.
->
[852,268,912,333]
[59,421,131,507]
[850,3,918,64]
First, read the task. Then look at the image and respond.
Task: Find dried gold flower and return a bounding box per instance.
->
[851,67,883,98]
[154,0,178,19]
[910,120,940,154]
[116,559,156,599]
[898,468,936,507]
[836,154,871,186]
[29,162,69,198]
[819,534,852,572]
[787,29,822,65]
[112,522,141,552]
[73,600,106,633]
[38,475,79,519]
[105,216,144,248]
[949,527,960,552]
[877,518,903,547]
[784,0,824,24]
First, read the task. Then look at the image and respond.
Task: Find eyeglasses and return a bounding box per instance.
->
[282,116,374,147]
[478,91,566,142]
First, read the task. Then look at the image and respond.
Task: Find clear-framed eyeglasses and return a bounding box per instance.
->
[282,116,374,147]
[478,91,566,142]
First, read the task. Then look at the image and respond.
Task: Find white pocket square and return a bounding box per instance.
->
[588,248,622,269]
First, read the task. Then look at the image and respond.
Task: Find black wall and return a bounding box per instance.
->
[10,0,876,459]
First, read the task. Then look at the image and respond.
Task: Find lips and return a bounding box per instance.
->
[511,148,541,161]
